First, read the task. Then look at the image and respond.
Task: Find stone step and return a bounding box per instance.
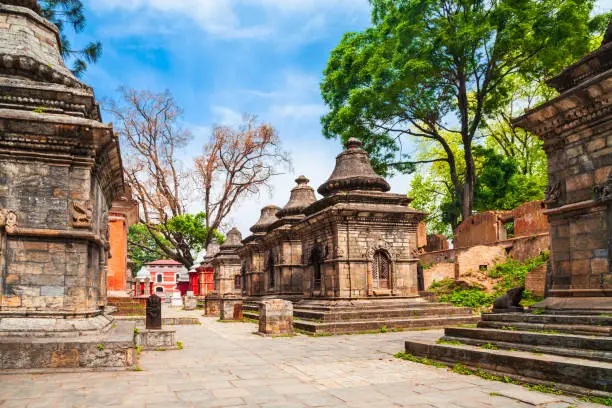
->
[292,301,453,312]
[478,320,611,336]
[293,307,474,322]
[403,339,612,396]
[295,315,480,335]
[482,312,612,326]
[442,327,612,362]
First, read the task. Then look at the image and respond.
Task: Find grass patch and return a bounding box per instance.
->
[398,352,575,399]
[436,339,464,345]
[580,396,612,406]
[96,344,104,351]
[133,366,143,371]
[135,345,142,355]
[531,308,546,315]
[480,343,500,350]
[177,341,183,350]
[133,328,140,335]
[394,352,447,368]
[154,348,166,351]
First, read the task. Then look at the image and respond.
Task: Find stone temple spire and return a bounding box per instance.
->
[318,138,390,197]
[221,227,243,250]
[0,0,85,90]
[250,205,280,234]
[277,176,316,218]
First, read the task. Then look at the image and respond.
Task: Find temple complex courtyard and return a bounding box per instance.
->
[0,309,605,408]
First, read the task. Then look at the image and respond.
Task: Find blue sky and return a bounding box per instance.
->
[75,0,612,234]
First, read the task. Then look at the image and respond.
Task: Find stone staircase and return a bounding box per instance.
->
[244,297,480,335]
[404,311,612,397]
[107,297,146,316]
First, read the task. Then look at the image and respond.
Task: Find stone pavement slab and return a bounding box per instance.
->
[0,316,606,408]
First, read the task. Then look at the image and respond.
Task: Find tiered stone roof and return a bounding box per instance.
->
[250,206,280,234]
[277,176,316,219]
[317,138,390,197]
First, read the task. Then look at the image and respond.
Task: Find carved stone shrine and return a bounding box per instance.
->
[0,1,134,369]
[146,294,162,330]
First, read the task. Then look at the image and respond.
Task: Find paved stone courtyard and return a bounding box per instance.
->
[0,314,605,408]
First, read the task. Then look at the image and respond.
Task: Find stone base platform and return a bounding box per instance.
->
[0,312,115,337]
[404,311,612,397]
[0,320,136,371]
[244,297,479,335]
[134,328,177,350]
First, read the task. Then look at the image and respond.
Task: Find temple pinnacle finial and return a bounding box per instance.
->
[345,138,363,150]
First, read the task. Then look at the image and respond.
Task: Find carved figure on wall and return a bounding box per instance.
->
[0,209,18,233]
[544,181,562,206]
[72,200,93,228]
[594,174,612,202]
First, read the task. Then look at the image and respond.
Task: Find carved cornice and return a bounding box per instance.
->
[0,53,89,91]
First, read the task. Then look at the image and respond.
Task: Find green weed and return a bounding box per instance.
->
[177,341,183,350]
[436,339,464,345]
[394,352,446,368]
[96,344,104,351]
[481,343,500,350]
[579,396,612,406]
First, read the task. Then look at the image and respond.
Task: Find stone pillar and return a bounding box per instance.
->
[258,299,293,336]
[144,278,152,297]
[514,35,612,310]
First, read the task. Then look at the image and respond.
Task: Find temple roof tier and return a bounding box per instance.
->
[317,138,390,197]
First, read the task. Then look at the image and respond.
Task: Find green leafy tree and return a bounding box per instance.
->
[127,213,225,272]
[39,0,102,77]
[321,0,608,222]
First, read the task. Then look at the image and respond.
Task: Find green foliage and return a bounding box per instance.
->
[96,344,104,351]
[473,147,545,213]
[432,253,548,309]
[480,343,500,350]
[128,212,224,270]
[322,0,607,223]
[133,328,140,335]
[441,289,495,309]
[38,1,102,76]
[580,396,612,406]
[177,341,183,350]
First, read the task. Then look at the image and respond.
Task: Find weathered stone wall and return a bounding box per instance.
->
[0,159,109,312]
[513,200,548,237]
[299,215,421,298]
[424,234,449,253]
[525,263,547,297]
[454,211,506,248]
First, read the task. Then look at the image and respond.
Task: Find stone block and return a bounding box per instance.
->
[134,329,177,350]
[258,299,293,336]
[220,296,243,321]
[40,286,64,297]
[183,295,197,311]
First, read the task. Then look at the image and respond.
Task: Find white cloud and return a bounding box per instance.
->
[92,0,272,39]
[92,0,369,40]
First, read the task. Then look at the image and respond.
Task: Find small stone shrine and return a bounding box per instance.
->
[404,26,612,397]
[239,139,479,334]
[0,0,135,369]
[204,228,243,316]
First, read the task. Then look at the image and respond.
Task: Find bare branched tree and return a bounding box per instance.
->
[195,114,292,247]
[106,88,195,267]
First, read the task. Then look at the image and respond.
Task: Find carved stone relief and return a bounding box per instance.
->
[0,209,18,233]
[72,200,93,228]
